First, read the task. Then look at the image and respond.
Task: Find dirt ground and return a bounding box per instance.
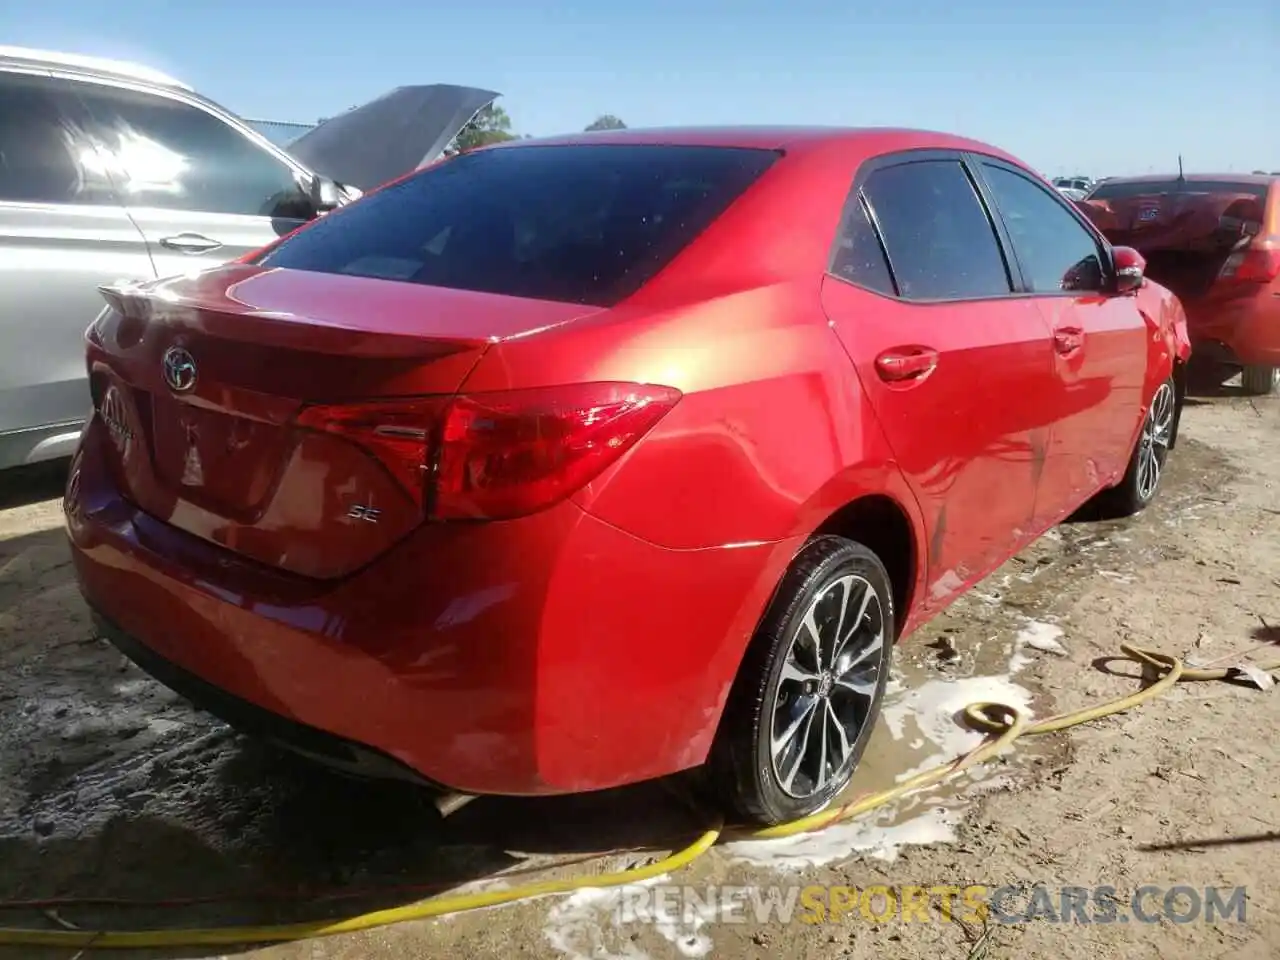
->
[1,381,1277,960]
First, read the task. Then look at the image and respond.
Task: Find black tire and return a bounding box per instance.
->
[709,535,894,825]
[1240,364,1279,397]
[1095,375,1177,519]
[1186,354,1231,392]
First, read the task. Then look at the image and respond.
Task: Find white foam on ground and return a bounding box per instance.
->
[1016,620,1068,657]
[725,671,1033,871]
[544,635,1042,950]
[1009,619,1068,671]
[543,876,714,960]
[721,804,960,871]
[883,673,1034,755]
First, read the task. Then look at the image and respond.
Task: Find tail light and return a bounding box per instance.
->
[295,398,446,507]
[1218,237,1280,284]
[295,382,681,521]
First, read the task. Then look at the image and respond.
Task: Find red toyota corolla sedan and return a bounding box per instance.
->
[64,127,1190,825]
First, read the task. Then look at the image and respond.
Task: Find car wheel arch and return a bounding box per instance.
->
[708,484,923,732]
[808,493,919,640]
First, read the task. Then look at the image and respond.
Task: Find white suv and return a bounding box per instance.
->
[0,46,495,469]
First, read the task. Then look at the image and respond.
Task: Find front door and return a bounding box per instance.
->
[973,158,1148,521]
[821,154,1056,612]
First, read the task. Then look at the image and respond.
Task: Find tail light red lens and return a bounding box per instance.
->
[294,382,681,520]
[294,397,448,509]
[1218,239,1280,284]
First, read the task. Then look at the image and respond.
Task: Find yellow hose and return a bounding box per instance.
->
[1,643,1274,950]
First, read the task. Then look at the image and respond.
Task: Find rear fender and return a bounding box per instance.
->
[1133,280,1191,449]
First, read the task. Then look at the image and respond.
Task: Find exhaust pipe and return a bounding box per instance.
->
[435,792,477,818]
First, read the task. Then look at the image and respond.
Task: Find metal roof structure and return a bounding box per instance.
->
[0,44,190,90]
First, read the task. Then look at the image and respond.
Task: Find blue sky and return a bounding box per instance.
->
[4,0,1276,177]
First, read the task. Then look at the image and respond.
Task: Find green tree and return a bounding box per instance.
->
[447,103,517,155]
[585,114,627,131]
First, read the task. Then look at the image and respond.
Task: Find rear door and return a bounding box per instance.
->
[65,76,317,277]
[973,158,1146,520]
[820,152,1057,610]
[0,69,154,460]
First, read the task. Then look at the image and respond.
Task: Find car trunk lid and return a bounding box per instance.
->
[89,265,601,578]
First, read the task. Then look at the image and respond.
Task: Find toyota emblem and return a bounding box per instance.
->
[162,346,197,393]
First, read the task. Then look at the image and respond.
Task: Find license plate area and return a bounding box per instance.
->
[149,393,284,518]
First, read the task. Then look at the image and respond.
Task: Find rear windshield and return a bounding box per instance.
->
[1088,179,1270,202]
[257,143,779,306]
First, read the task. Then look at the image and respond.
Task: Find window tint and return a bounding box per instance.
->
[0,73,112,205]
[258,144,779,306]
[981,164,1105,293]
[72,83,312,219]
[830,193,895,295]
[861,160,1011,300]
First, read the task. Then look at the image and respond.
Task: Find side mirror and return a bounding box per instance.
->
[308,174,343,216]
[1112,246,1146,293]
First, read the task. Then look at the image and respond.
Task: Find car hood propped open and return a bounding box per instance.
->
[286,84,500,192]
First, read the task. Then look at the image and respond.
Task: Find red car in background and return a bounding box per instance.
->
[1079,174,1280,395]
[65,127,1190,825]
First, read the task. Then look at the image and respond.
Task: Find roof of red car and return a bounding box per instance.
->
[492,125,1018,160]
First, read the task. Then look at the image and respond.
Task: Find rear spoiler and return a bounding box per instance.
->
[96,275,483,359]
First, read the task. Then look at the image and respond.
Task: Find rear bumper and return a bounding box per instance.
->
[65,417,791,796]
[92,608,439,787]
[1184,288,1280,366]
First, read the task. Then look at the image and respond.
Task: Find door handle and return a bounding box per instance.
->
[1053,327,1084,355]
[874,346,939,383]
[159,233,224,254]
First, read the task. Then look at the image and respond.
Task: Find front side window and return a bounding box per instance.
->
[981,164,1106,293]
[861,159,1012,300]
[258,143,779,306]
[71,82,312,219]
[0,73,111,205]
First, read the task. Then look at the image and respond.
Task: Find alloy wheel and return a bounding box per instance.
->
[1136,381,1175,502]
[770,574,885,799]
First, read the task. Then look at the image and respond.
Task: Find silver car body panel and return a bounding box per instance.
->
[0,47,498,470]
[0,202,154,465]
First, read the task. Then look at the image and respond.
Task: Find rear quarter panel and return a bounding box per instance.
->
[458,277,929,641]
[1135,277,1191,391]
[1128,278,1191,455]
[466,281,920,548]
[459,281,931,782]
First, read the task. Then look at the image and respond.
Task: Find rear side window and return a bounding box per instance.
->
[981,164,1106,293]
[1089,179,1270,203]
[861,160,1011,300]
[258,144,779,306]
[830,194,895,295]
[0,73,111,205]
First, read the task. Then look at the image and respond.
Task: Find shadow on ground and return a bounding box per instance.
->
[0,460,69,511]
[0,514,705,959]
